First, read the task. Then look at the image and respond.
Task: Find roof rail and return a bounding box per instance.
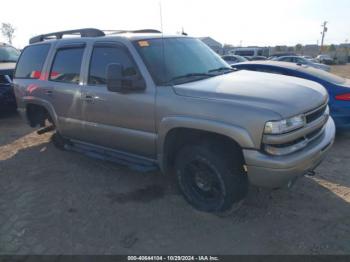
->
[104,29,162,35]
[29,28,105,44]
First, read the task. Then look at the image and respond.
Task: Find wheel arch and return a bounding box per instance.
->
[22,97,59,128]
[157,116,254,173]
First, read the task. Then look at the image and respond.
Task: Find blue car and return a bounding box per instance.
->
[233,61,350,130]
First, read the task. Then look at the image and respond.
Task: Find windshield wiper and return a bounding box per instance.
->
[170,73,215,83]
[208,67,235,73]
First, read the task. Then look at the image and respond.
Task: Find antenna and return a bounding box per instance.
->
[159,1,164,35]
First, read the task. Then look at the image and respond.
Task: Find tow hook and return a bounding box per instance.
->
[37,125,55,135]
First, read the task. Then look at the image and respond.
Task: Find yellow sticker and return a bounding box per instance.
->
[138,40,150,47]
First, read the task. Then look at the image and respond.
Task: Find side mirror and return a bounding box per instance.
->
[107,63,146,93]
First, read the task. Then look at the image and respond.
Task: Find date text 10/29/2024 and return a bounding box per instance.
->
[127,256,219,261]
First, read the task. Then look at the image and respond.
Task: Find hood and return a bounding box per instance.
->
[173,70,328,118]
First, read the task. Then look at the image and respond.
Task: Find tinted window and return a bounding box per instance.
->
[50,48,84,84]
[296,57,309,64]
[15,44,50,79]
[89,46,137,85]
[280,57,293,62]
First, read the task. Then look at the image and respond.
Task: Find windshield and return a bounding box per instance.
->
[0,46,20,62]
[133,37,230,85]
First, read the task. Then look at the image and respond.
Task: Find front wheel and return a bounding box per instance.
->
[174,144,248,213]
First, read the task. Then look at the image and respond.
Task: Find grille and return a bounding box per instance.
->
[306,104,327,123]
[306,127,323,140]
[270,127,324,149]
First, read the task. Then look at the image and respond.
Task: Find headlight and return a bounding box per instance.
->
[264,115,306,134]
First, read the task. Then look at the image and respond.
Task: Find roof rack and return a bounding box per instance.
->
[29,28,105,44]
[104,29,161,35]
[29,28,162,44]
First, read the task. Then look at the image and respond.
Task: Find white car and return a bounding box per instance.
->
[316,55,334,65]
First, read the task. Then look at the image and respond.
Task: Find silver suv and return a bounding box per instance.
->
[13,28,335,213]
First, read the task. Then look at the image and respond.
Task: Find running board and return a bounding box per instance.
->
[65,140,158,173]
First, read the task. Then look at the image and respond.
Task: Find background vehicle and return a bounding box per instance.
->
[272,56,331,71]
[230,47,269,60]
[233,61,350,129]
[221,55,247,65]
[0,43,20,112]
[268,53,296,59]
[249,56,267,61]
[317,54,334,65]
[13,28,335,213]
[302,55,317,63]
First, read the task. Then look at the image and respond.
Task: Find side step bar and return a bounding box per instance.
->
[65,140,158,173]
[37,125,55,135]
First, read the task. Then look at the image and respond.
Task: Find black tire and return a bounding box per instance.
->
[175,144,248,213]
[51,132,68,150]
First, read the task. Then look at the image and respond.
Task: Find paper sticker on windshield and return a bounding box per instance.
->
[138,40,150,47]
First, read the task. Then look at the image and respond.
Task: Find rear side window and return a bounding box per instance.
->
[15,44,50,79]
[49,47,84,84]
[88,46,137,85]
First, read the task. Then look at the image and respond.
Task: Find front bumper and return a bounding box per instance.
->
[243,117,336,188]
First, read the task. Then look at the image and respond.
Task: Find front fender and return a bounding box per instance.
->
[157,116,255,170]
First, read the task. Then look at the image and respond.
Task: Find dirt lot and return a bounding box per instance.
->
[0,66,350,255]
[331,64,350,78]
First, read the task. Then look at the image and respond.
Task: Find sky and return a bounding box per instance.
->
[1,0,350,48]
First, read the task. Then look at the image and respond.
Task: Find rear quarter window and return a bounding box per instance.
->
[15,44,50,79]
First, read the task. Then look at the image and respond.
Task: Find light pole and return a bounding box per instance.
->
[320,21,328,54]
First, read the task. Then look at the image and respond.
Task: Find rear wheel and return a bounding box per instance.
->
[174,144,248,213]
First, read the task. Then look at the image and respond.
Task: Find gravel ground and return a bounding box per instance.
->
[0,66,349,255]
